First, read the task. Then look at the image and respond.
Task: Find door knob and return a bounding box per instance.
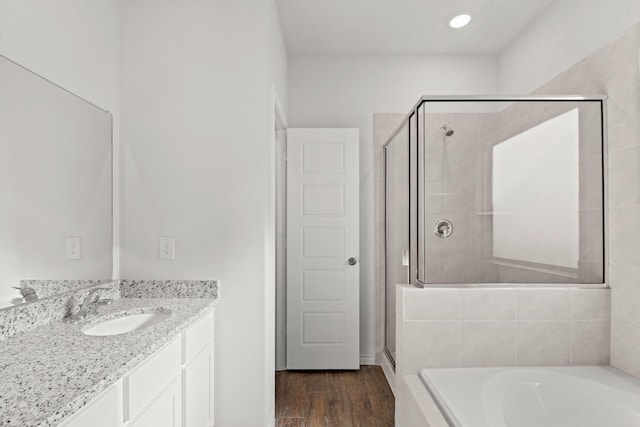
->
[348,257,358,266]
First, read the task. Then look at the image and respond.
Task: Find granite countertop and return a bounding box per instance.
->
[0,297,217,426]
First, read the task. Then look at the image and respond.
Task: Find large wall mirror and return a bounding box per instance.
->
[0,55,112,309]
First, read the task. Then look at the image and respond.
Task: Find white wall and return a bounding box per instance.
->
[499,0,640,94]
[288,54,498,362]
[0,0,122,279]
[120,1,287,425]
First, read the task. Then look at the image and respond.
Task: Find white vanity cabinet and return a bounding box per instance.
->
[125,336,182,424]
[182,310,215,427]
[59,380,124,427]
[128,376,182,427]
[59,310,214,427]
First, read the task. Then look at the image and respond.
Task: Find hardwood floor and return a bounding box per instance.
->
[275,365,394,427]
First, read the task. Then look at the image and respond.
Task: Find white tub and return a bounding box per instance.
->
[419,366,640,427]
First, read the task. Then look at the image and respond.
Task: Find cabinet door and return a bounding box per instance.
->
[182,343,213,427]
[129,376,181,427]
[183,311,214,363]
[125,337,181,421]
[60,380,123,427]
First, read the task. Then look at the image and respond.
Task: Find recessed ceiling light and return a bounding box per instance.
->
[449,13,472,29]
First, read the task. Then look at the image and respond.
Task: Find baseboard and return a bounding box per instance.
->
[380,351,396,397]
[360,353,376,365]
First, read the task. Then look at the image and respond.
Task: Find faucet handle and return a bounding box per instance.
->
[88,286,113,296]
[81,287,113,308]
[87,287,112,304]
[13,286,38,302]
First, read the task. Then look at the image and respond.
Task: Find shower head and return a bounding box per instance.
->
[440,123,454,137]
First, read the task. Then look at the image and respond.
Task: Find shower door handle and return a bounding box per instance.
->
[348,257,358,266]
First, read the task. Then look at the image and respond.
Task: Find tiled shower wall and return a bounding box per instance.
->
[395,285,610,376]
[421,113,485,283]
[534,23,640,379]
[378,25,640,378]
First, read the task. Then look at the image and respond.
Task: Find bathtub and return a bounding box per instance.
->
[417,366,640,427]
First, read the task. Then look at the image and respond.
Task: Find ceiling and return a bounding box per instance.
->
[275,0,555,55]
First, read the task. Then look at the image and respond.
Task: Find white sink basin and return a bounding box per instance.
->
[83,311,171,336]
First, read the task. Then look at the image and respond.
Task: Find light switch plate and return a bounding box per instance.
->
[160,236,175,259]
[66,237,81,259]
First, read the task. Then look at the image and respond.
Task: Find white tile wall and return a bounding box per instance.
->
[460,321,517,367]
[532,24,640,379]
[572,321,610,365]
[516,289,572,320]
[460,289,516,320]
[611,325,640,378]
[572,291,611,320]
[516,321,572,365]
[396,286,611,376]
[404,290,459,321]
[402,321,460,373]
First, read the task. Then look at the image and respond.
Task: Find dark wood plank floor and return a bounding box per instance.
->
[275,365,394,427]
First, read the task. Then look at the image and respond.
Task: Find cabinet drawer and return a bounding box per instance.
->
[183,311,213,363]
[125,337,181,421]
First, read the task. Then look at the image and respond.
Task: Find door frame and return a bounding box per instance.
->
[268,86,287,426]
[271,89,288,372]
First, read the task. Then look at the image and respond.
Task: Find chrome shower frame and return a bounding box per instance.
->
[382,95,608,369]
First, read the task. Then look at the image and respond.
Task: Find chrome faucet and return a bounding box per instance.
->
[12,286,38,304]
[68,287,112,323]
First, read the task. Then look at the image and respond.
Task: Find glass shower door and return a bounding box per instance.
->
[383,115,413,365]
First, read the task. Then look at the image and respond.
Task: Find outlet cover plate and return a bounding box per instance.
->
[160,236,175,259]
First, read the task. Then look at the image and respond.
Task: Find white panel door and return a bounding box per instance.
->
[286,128,359,370]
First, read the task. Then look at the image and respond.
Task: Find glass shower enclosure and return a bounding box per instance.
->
[384,96,606,366]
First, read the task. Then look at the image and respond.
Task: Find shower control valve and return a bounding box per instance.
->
[434,219,453,238]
